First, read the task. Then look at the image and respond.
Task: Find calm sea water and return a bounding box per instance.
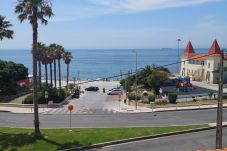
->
[0,49,209,80]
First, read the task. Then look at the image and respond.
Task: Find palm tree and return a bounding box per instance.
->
[0,15,14,40]
[47,46,54,88]
[63,51,73,89]
[37,42,45,88]
[49,43,57,87]
[40,46,49,86]
[55,45,64,88]
[15,0,53,136]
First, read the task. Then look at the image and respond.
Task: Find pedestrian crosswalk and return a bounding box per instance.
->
[42,107,117,115]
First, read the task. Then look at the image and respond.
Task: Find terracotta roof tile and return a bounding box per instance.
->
[208,39,221,55]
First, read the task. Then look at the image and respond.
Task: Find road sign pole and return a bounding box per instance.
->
[216,50,224,149]
[67,104,74,131]
[70,110,71,129]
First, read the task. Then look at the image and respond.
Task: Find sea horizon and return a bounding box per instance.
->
[0,48,224,80]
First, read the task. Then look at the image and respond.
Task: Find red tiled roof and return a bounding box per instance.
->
[208,39,221,55]
[184,41,195,56]
[188,53,207,60]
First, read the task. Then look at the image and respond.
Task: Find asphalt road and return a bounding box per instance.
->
[86,128,227,151]
[0,108,226,128]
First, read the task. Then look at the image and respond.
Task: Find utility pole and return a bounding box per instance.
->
[216,50,224,149]
[132,50,138,110]
[177,38,181,73]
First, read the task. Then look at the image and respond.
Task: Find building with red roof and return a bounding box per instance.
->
[180,39,222,84]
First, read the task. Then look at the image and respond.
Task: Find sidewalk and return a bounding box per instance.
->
[1,103,227,114]
[0,106,50,113]
[116,102,227,113]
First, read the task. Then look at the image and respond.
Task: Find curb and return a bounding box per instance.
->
[154,106,227,113]
[60,125,227,151]
[120,105,227,114]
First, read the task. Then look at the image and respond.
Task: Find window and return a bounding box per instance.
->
[206,71,210,82]
[208,63,210,68]
[201,61,204,65]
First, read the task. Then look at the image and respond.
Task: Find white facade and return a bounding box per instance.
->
[180,40,223,84]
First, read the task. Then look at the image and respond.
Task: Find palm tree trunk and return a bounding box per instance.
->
[38,60,41,88]
[54,59,56,88]
[45,64,48,86]
[58,59,61,88]
[32,7,41,136]
[50,63,53,88]
[67,63,69,90]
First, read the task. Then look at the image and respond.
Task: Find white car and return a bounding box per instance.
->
[107,89,122,95]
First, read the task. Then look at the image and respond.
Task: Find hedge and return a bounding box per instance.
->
[168,92,178,104]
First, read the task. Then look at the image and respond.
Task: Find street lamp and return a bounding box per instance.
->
[177,38,181,74]
[132,50,138,110]
[45,90,48,108]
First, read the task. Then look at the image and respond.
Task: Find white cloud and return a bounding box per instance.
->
[90,0,222,12]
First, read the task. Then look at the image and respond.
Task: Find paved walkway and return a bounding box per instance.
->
[1,103,227,114]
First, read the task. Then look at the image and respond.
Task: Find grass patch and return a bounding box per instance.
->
[0,124,208,151]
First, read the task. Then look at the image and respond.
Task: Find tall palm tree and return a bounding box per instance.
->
[37,42,45,88]
[47,46,54,88]
[15,0,53,136]
[63,51,73,89]
[40,46,49,86]
[55,45,64,88]
[49,43,57,87]
[0,15,14,40]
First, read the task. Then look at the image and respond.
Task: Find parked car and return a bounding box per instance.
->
[107,89,122,95]
[71,88,80,99]
[109,87,121,92]
[85,86,99,92]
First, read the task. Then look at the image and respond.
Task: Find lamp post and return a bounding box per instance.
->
[132,50,138,110]
[45,90,48,108]
[177,38,181,73]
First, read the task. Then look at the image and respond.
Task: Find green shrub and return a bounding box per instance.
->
[23,92,45,104]
[155,99,168,105]
[208,91,213,100]
[148,95,155,102]
[168,93,178,104]
[223,94,227,99]
[128,93,141,101]
[22,88,66,104]
[141,100,149,104]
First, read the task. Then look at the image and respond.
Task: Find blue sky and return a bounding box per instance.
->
[0,0,226,49]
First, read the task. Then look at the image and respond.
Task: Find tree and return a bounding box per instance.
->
[0,15,14,40]
[55,45,64,88]
[47,46,54,88]
[37,42,45,88]
[146,70,168,95]
[49,43,57,87]
[40,45,49,86]
[15,0,54,136]
[0,60,28,95]
[63,51,73,89]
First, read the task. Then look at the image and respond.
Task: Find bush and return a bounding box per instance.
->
[128,93,141,101]
[148,95,155,102]
[141,100,150,104]
[168,93,177,104]
[23,92,45,104]
[22,88,67,104]
[223,94,227,99]
[208,91,213,100]
[155,99,168,105]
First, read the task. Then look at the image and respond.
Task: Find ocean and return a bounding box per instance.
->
[0,48,209,80]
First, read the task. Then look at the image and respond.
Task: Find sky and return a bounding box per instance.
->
[0,0,226,49]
